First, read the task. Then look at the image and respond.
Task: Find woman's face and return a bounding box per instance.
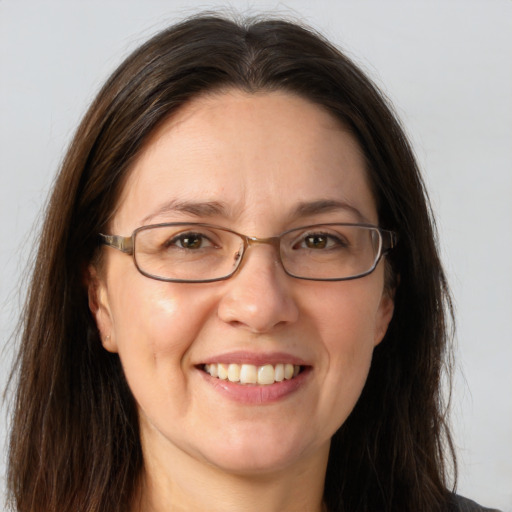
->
[90,90,394,477]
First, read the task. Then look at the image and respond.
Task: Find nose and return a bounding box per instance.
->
[217,244,299,333]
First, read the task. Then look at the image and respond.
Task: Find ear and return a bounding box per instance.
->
[373,288,395,347]
[86,264,118,353]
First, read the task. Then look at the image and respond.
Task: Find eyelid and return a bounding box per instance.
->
[289,225,345,237]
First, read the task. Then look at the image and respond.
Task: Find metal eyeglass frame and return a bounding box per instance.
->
[98,222,398,283]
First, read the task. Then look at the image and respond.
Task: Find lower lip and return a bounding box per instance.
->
[198,367,310,404]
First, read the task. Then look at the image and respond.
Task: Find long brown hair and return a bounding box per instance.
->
[7,14,456,512]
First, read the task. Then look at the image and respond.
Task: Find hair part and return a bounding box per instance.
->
[7,14,455,512]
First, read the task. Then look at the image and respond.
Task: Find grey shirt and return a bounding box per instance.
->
[451,495,502,512]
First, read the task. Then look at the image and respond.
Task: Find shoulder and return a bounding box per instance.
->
[450,494,503,512]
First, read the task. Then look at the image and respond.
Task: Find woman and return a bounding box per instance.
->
[6,14,499,512]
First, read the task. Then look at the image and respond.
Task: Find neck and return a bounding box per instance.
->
[132,429,329,512]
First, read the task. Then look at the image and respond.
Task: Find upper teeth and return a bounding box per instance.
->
[204,363,300,385]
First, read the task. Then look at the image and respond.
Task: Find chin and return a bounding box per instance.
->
[196,427,327,476]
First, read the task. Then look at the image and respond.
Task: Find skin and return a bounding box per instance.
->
[88,89,395,512]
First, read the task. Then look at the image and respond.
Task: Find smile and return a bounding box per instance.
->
[203,363,302,385]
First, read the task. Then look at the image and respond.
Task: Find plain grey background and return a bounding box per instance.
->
[1,1,511,510]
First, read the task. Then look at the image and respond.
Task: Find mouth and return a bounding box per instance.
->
[202,363,303,385]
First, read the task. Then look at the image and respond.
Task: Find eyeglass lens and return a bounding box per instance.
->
[132,224,384,282]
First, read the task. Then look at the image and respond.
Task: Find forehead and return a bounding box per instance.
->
[113,89,377,233]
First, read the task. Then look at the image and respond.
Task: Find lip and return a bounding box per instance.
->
[195,351,311,405]
[199,350,308,367]
[198,366,310,404]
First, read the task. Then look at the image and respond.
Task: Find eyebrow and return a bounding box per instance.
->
[292,199,370,224]
[140,198,369,226]
[140,199,228,225]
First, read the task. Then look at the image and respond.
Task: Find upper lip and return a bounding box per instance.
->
[197,351,309,367]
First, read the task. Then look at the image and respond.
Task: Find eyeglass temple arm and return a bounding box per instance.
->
[98,233,134,254]
[382,230,398,253]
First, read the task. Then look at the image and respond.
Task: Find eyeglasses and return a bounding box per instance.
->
[99,222,397,283]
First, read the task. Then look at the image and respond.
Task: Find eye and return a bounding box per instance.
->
[304,234,329,249]
[167,232,215,250]
[297,232,347,250]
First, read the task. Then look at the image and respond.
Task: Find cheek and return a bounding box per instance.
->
[306,281,384,422]
[107,278,215,402]
[309,279,383,351]
[111,278,206,348]
[319,295,376,380]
